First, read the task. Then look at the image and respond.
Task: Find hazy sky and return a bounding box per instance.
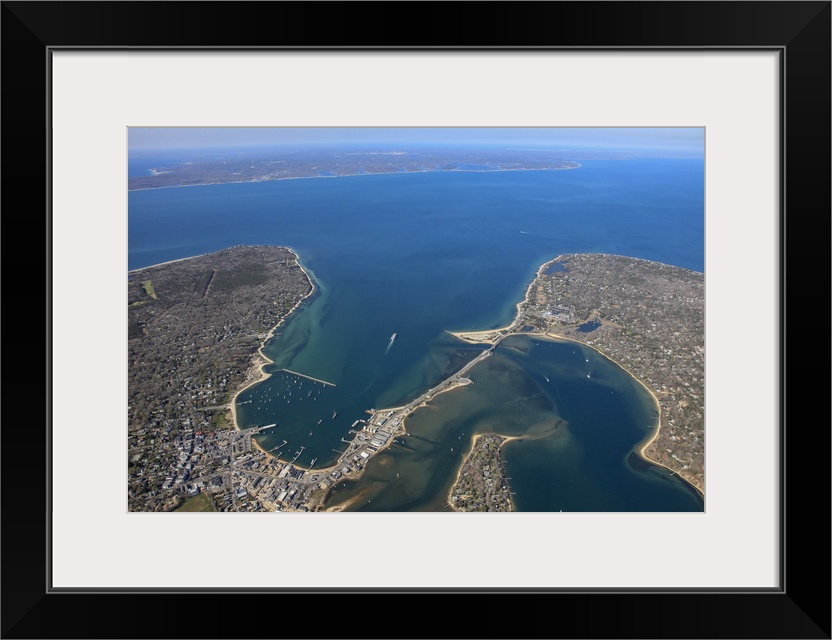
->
[129,127,704,154]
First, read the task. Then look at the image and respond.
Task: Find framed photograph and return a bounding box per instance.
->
[4,2,829,638]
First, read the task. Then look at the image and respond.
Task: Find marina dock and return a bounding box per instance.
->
[279,369,336,387]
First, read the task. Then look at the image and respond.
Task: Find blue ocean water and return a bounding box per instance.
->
[128,158,704,511]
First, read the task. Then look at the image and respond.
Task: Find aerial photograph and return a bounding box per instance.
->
[127,127,704,513]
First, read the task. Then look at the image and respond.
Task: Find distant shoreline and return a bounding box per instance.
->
[127,165,582,192]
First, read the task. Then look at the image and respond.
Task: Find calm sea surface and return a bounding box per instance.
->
[128,158,704,511]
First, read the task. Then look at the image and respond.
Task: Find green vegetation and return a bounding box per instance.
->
[174,493,215,512]
[211,412,230,429]
[141,280,158,299]
[450,433,513,512]
[211,263,268,291]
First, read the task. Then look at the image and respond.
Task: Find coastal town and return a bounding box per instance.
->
[129,246,703,513]
[127,245,314,512]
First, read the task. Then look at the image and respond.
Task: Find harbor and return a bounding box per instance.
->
[278,368,336,387]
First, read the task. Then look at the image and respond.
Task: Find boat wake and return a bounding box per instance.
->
[352,333,398,399]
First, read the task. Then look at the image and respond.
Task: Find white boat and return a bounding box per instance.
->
[390,333,397,341]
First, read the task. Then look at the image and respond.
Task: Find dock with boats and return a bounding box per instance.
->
[278,368,336,387]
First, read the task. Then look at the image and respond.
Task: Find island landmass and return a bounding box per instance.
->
[128,146,580,191]
[448,433,517,512]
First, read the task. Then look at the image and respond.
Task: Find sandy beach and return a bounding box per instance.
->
[446,327,511,344]
[129,165,583,193]
[128,253,208,274]
[540,329,703,497]
[230,249,316,434]
[447,255,564,345]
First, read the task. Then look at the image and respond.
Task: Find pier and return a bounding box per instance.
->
[240,423,277,435]
[279,369,336,387]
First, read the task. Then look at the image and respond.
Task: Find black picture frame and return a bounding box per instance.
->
[3,2,829,638]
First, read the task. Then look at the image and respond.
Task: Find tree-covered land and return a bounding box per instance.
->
[128,245,312,511]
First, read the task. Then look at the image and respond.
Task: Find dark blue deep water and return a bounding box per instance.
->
[129,158,704,511]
